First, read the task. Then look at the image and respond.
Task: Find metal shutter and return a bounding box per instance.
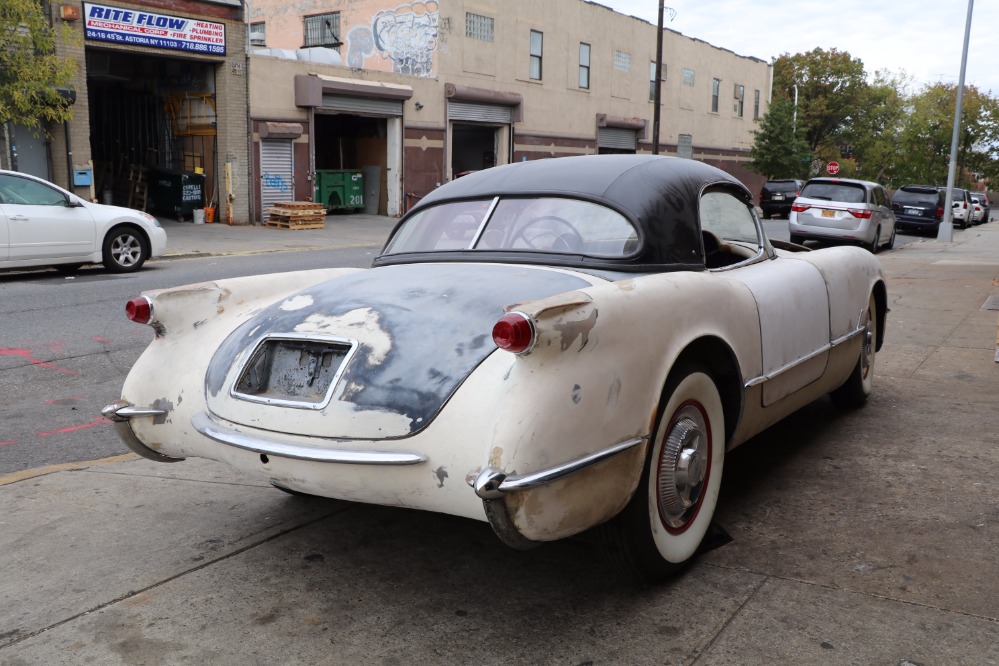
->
[676,134,693,159]
[321,94,403,116]
[597,127,637,150]
[447,101,511,123]
[260,139,294,211]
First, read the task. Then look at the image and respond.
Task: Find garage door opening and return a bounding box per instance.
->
[314,112,386,214]
[451,123,497,178]
[86,49,217,221]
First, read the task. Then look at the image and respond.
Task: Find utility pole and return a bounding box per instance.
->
[652,0,664,155]
[938,0,974,242]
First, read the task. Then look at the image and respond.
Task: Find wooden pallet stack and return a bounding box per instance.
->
[265,201,326,229]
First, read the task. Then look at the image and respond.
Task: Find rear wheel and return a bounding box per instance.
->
[867,226,881,253]
[594,367,725,583]
[789,233,805,246]
[102,227,148,273]
[831,294,877,408]
[882,225,896,251]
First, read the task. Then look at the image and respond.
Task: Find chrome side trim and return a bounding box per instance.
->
[190,412,427,465]
[101,400,168,422]
[100,402,184,462]
[743,322,866,389]
[470,436,645,499]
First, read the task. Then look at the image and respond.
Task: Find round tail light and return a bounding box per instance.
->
[125,296,153,324]
[492,312,536,354]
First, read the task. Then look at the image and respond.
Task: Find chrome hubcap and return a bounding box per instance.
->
[657,405,709,529]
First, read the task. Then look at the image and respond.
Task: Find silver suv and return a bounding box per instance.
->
[789,177,897,253]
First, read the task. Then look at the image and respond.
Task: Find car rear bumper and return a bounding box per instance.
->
[894,215,940,231]
[789,217,876,244]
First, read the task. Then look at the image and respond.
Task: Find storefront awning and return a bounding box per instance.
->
[295,74,413,108]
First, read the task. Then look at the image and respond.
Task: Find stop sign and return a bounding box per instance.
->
[827,161,840,175]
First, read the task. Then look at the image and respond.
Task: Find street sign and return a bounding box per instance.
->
[827,161,840,175]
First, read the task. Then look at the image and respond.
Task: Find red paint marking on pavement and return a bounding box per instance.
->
[42,396,84,405]
[93,336,112,343]
[0,441,15,446]
[37,417,112,437]
[0,347,76,375]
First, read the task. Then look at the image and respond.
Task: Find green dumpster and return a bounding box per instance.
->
[314,170,364,212]
[149,168,206,222]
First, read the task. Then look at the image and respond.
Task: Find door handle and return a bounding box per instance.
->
[9,215,28,221]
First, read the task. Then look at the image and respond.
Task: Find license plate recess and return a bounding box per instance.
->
[232,335,356,409]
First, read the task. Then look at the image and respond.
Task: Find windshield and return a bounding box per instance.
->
[383,197,639,257]
[800,181,867,204]
[893,189,939,205]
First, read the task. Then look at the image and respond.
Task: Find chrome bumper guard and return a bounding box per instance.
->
[189,411,427,465]
[100,400,184,463]
[470,436,646,500]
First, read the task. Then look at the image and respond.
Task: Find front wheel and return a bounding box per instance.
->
[594,367,725,583]
[102,227,148,273]
[830,293,877,408]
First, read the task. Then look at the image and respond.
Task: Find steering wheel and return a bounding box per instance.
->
[511,215,583,252]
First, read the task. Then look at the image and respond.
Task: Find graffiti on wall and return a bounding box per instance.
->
[346,1,439,77]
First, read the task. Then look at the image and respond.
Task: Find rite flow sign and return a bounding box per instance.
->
[83,2,226,55]
[826,161,840,175]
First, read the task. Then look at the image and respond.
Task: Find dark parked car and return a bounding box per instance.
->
[891,185,944,234]
[759,179,804,219]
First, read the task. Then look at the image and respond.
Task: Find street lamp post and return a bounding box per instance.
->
[937,0,975,242]
[652,0,664,155]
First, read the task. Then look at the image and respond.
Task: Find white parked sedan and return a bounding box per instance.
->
[0,170,167,273]
[104,156,886,583]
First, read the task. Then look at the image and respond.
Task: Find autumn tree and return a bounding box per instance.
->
[748,97,811,179]
[0,0,77,134]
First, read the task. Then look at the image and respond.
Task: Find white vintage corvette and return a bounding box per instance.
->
[103,155,886,582]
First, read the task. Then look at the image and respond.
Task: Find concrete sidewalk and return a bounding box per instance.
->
[155,212,398,259]
[2,224,998,664]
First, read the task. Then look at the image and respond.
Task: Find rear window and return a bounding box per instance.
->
[764,181,799,193]
[893,188,940,205]
[800,181,867,204]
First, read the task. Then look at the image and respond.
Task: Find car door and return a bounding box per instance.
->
[0,203,8,261]
[702,190,831,406]
[0,173,96,261]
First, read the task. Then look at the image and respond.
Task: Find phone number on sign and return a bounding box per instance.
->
[86,29,225,54]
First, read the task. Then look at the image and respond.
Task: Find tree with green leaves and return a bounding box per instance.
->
[748,97,811,179]
[0,0,77,134]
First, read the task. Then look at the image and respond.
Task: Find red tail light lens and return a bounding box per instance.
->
[848,208,873,219]
[791,203,811,213]
[492,312,535,354]
[125,296,153,324]
[936,206,944,219]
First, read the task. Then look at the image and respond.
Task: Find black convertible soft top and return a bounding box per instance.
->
[377,155,755,272]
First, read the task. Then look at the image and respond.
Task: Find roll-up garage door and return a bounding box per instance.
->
[260,139,294,211]
[448,101,512,123]
[597,126,638,151]
[322,94,403,116]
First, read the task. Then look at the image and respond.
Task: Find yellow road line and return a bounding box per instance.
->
[0,453,138,486]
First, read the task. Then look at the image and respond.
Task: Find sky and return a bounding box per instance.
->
[599,0,998,96]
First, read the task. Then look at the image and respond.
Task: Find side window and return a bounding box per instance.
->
[0,174,66,206]
[699,190,762,269]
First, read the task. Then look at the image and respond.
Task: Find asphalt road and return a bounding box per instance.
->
[0,246,379,475]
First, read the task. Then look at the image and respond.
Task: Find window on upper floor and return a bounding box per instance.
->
[682,68,695,86]
[613,50,631,73]
[466,12,494,41]
[530,30,543,80]
[579,43,591,89]
[303,12,341,50]
[711,78,721,113]
[734,84,745,117]
[249,22,266,47]
[649,61,665,101]
[754,89,761,119]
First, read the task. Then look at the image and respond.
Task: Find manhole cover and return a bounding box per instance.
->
[981,295,999,311]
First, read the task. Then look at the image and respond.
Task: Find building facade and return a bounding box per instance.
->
[4,0,250,223]
[246,0,772,220]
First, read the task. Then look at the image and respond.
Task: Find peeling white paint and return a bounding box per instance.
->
[293,309,392,365]
[279,294,315,311]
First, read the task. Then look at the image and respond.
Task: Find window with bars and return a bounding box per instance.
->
[466,12,494,41]
[682,68,695,86]
[249,22,266,47]
[530,30,543,80]
[711,78,720,113]
[613,50,631,72]
[579,43,590,89]
[303,12,341,50]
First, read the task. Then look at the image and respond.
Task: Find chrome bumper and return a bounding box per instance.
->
[190,411,427,465]
[100,400,184,463]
